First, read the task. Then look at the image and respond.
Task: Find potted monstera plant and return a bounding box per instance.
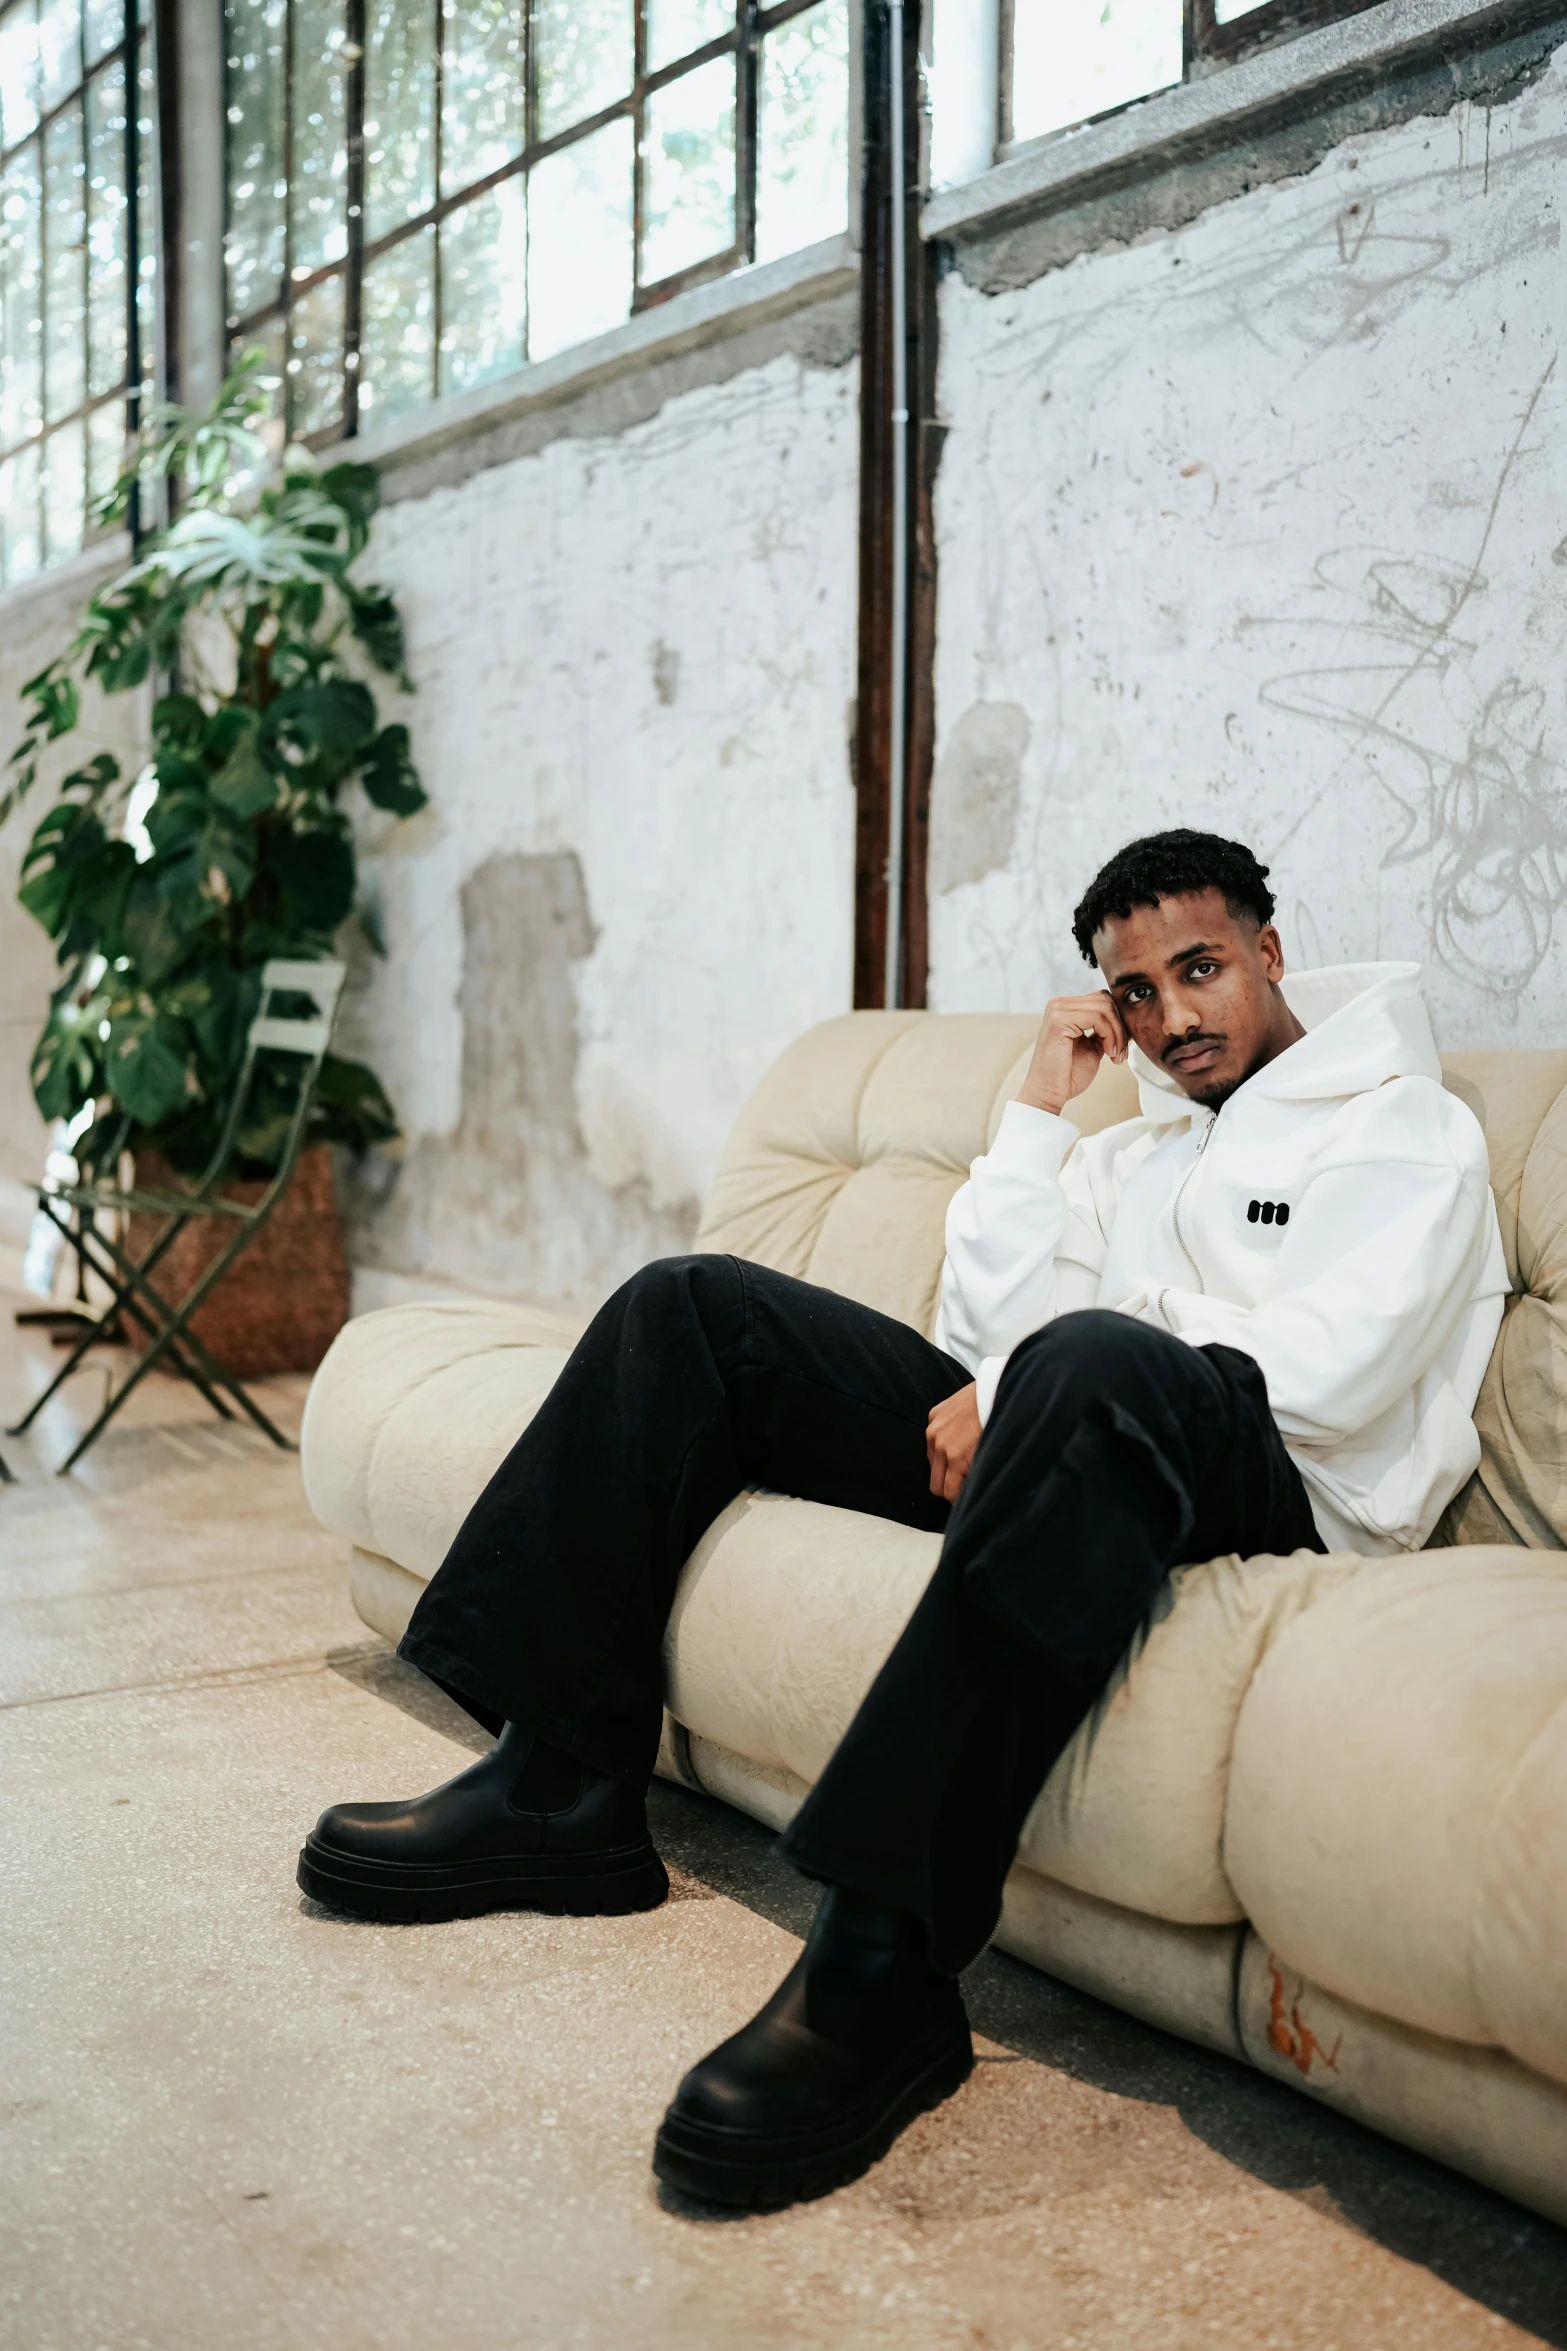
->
[1,352,426,1374]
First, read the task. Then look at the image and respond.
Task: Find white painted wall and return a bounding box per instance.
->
[0,546,142,1256]
[339,343,860,1307]
[929,48,1567,1045]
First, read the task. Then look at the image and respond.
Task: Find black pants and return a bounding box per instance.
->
[400,1256,1322,1972]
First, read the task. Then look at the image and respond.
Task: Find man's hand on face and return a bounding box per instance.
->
[927,1383,982,1503]
[1016,992,1129,1117]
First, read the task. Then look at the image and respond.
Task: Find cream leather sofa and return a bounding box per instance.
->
[300,1014,1567,2229]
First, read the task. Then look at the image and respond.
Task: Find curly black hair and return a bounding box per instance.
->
[1071,829,1275,963]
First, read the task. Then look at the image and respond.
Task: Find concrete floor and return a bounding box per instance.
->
[2,1291,1565,2351]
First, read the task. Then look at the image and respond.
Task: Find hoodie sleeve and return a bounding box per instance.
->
[1135,1083,1505,1447]
[934,1101,1109,1420]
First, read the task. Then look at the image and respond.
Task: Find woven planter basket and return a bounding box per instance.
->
[125,1144,349,1379]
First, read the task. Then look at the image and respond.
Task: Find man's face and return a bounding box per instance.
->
[1092,887,1289,1109]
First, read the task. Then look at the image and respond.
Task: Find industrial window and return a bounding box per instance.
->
[224,0,850,444]
[0,0,152,587]
[1005,0,1384,151]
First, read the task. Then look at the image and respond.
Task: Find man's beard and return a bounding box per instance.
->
[1179,1037,1274,1115]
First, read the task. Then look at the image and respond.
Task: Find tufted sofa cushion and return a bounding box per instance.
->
[1438,1053,1567,1548]
[300,1299,583,1577]
[694,1011,1139,1336]
[1224,1546,1567,2090]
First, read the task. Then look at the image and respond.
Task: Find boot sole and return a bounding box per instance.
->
[651,2027,974,2210]
[296,1834,670,1923]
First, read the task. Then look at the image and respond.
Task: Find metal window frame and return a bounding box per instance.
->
[224,0,831,442]
[997,0,1384,153]
[0,0,148,546]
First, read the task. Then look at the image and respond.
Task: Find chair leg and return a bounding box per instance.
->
[9,1218,235,1439]
[51,1236,296,1472]
[0,1449,15,1484]
[6,1209,123,1436]
[95,1250,291,1447]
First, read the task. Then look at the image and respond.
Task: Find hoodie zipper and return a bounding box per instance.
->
[1171,1114,1216,1286]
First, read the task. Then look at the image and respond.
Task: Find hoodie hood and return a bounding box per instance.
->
[1131,961,1439,1124]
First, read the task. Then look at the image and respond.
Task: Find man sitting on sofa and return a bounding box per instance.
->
[299,828,1506,2210]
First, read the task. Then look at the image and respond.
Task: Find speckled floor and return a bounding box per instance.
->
[2,1289,1564,2351]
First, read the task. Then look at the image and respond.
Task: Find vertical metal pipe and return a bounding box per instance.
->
[124,0,142,546]
[882,0,909,1011]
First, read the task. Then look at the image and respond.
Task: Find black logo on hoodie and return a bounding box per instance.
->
[1246,1199,1291,1227]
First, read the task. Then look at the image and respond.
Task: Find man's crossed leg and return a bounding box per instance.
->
[299,1254,1320,2208]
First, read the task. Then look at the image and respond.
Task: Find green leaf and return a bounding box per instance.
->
[360,723,426,816]
[309,1051,400,1151]
[317,461,380,546]
[58,839,136,963]
[21,666,80,740]
[144,784,207,857]
[188,960,258,1070]
[60,751,123,804]
[18,802,108,938]
[261,824,356,937]
[122,870,197,984]
[139,503,344,595]
[268,677,378,761]
[152,693,209,748]
[210,728,280,818]
[30,973,110,1122]
[344,582,407,680]
[107,1014,191,1126]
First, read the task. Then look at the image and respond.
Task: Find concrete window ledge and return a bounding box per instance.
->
[922,0,1566,250]
[0,530,132,629]
[339,232,860,489]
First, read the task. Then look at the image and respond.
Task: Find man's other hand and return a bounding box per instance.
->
[1017,992,1128,1117]
[927,1383,982,1502]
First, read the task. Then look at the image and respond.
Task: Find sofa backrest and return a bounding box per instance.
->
[696,1012,1567,1552]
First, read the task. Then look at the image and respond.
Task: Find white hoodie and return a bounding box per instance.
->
[934,964,1508,1555]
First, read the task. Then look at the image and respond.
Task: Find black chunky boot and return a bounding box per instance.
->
[297,1721,669,1922]
[653,1885,973,2208]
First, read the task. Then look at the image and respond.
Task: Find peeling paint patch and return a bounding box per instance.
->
[346,851,698,1303]
[931,702,1030,894]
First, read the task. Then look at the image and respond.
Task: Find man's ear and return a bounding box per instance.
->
[1257,923,1286,983]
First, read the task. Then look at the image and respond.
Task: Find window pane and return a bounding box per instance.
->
[526,114,631,361]
[291,0,348,276]
[1215,0,1272,17]
[440,0,522,195]
[1011,0,1182,145]
[359,221,433,424]
[84,0,120,68]
[85,54,125,395]
[438,178,524,397]
[41,411,82,557]
[0,439,41,582]
[0,4,41,148]
[225,0,286,323]
[365,0,434,238]
[534,0,631,142]
[0,150,42,447]
[85,389,121,506]
[641,54,733,287]
[233,308,286,447]
[286,265,343,435]
[42,101,85,421]
[646,0,730,76]
[755,0,848,265]
[135,43,151,394]
[35,0,78,113]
